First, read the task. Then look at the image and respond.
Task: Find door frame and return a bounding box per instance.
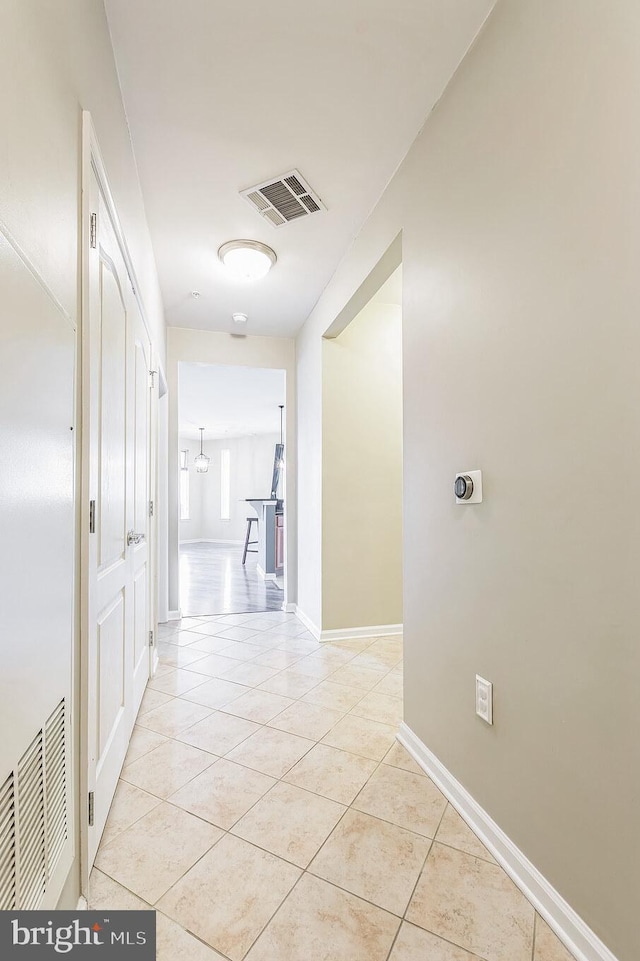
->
[79,112,159,894]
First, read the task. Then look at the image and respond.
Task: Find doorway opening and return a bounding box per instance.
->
[177,362,287,616]
[321,263,403,638]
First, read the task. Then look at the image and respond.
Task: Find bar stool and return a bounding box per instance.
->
[242,517,258,565]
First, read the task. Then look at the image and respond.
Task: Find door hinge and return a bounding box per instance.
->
[149,370,157,388]
[90,213,97,249]
[148,500,154,518]
[149,630,154,648]
[89,500,96,534]
[88,791,95,827]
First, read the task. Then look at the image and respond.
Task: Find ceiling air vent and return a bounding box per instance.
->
[241,170,326,228]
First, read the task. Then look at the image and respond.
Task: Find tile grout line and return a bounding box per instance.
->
[114,641,397,846]
[136,634,402,799]
[124,699,389,831]
[380,795,491,961]
[399,799,449,923]
[135,674,371,765]
[97,619,407,957]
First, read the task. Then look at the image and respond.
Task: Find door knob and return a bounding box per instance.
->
[127,530,145,546]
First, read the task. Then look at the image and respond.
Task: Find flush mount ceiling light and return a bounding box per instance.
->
[218,240,276,281]
[194,428,210,473]
[232,312,248,325]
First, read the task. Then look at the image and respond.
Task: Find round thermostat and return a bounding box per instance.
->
[455,474,474,500]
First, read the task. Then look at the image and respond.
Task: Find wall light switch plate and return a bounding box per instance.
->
[455,469,482,504]
[475,675,493,724]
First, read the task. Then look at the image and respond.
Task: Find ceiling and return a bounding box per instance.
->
[105,0,494,338]
[179,363,285,440]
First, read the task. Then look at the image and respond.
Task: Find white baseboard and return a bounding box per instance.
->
[397,723,619,961]
[289,611,402,643]
[256,564,278,582]
[77,896,88,911]
[320,623,403,642]
[179,538,243,546]
[292,605,321,640]
[164,609,181,622]
[283,602,297,613]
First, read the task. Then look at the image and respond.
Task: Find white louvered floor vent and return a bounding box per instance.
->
[241,169,326,227]
[45,700,68,875]
[0,772,16,910]
[0,698,68,910]
[17,730,46,910]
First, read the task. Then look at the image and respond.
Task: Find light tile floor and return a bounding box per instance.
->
[90,611,576,961]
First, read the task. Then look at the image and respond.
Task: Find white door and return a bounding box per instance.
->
[85,168,152,865]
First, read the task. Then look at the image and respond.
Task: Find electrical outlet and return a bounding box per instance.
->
[475,675,493,725]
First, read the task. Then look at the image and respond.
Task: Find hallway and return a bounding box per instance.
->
[89,612,570,961]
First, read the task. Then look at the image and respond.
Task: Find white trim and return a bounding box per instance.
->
[292,606,321,640]
[77,896,88,911]
[397,723,619,961]
[320,623,403,642]
[164,609,181,623]
[179,538,243,545]
[257,564,278,582]
[283,602,297,613]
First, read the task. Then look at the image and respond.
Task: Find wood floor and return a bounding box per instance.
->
[179,542,284,616]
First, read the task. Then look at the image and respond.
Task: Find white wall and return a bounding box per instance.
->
[0,0,165,361]
[296,2,640,958]
[0,0,165,909]
[168,327,296,613]
[179,433,281,543]
[296,330,323,630]
[322,301,403,631]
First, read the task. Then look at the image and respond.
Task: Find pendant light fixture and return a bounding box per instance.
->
[194,427,210,473]
[277,405,285,468]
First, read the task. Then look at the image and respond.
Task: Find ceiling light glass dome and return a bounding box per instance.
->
[218,240,277,281]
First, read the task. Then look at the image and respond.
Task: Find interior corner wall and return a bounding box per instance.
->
[295,1,640,957]
[0,0,165,908]
[322,301,403,631]
[167,327,297,614]
[295,325,323,632]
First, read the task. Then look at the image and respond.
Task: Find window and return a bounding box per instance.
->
[220,449,231,520]
[179,468,190,520]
